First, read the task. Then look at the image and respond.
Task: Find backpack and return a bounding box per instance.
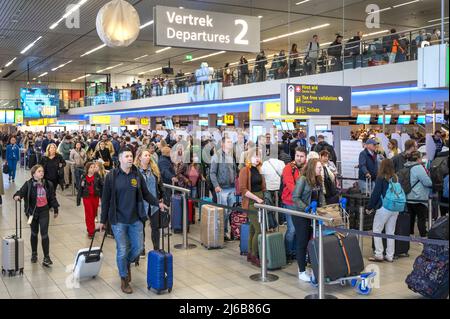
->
[382,177,407,212]
[430,156,449,192]
[397,164,420,195]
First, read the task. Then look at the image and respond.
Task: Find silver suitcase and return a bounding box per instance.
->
[2,201,24,276]
[73,230,107,281]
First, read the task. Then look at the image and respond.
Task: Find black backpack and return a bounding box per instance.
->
[397,164,420,195]
[430,156,449,192]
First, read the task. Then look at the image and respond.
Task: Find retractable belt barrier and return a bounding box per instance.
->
[323,226,449,247]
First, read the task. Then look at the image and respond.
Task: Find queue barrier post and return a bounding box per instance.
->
[250,208,278,283]
[428,195,434,231]
[163,183,196,250]
[254,203,336,299]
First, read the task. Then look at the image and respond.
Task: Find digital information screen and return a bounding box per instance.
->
[397,115,411,125]
[5,110,15,123]
[357,114,371,124]
[377,115,392,124]
[20,88,59,118]
[282,84,352,116]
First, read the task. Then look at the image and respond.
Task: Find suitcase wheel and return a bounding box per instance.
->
[356,281,372,295]
[1,269,5,276]
[168,288,172,293]
[147,286,151,290]
[20,269,24,276]
[340,280,347,287]
[92,276,96,279]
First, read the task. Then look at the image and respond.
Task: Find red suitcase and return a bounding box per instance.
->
[188,199,194,224]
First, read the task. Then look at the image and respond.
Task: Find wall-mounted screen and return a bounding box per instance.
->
[416,115,426,124]
[0,110,5,124]
[198,119,208,126]
[273,119,282,130]
[356,114,371,124]
[281,122,289,131]
[20,88,60,118]
[164,119,174,129]
[286,122,295,130]
[5,110,15,123]
[377,115,392,124]
[397,115,411,125]
[426,113,445,124]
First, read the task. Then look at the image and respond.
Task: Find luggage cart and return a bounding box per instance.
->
[308,199,377,296]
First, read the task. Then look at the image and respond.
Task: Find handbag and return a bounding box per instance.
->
[3,162,9,175]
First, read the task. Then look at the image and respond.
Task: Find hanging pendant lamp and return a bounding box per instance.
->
[96,0,141,47]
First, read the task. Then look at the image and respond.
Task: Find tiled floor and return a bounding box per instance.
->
[0,167,425,299]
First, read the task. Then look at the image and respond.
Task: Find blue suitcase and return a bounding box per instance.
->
[147,210,173,294]
[171,195,183,233]
[240,223,250,255]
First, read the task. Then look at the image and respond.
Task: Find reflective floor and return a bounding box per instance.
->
[0,167,425,299]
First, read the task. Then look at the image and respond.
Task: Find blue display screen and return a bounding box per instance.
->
[356,114,371,124]
[5,110,14,123]
[426,114,445,124]
[377,115,391,124]
[397,115,411,125]
[20,88,59,118]
[416,115,425,124]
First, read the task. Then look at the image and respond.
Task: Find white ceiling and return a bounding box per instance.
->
[0,0,445,84]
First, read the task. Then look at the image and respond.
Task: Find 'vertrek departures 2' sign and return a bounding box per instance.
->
[154,6,260,53]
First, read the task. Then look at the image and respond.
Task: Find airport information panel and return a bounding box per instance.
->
[281,84,352,116]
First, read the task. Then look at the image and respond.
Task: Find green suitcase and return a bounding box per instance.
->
[258,232,287,270]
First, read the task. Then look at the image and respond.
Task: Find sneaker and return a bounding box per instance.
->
[42,256,53,267]
[121,277,133,294]
[368,256,384,262]
[298,271,311,282]
[384,256,394,263]
[12,179,15,183]
[224,235,232,242]
[31,254,38,263]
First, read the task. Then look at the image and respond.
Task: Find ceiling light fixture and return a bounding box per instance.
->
[134,54,149,60]
[428,17,449,23]
[5,57,17,67]
[80,44,106,57]
[393,0,420,8]
[183,51,226,63]
[261,23,330,43]
[97,63,124,73]
[140,20,154,29]
[363,30,389,37]
[258,15,263,19]
[367,7,392,14]
[38,72,48,78]
[49,0,89,30]
[51,60,73,71]
[20,36,43,54]
[138,67,161,75]
[155,47,171,54]
[295,0,310,5]
[71,74,91,82]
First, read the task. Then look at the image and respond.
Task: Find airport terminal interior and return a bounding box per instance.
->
[0,0,449,301]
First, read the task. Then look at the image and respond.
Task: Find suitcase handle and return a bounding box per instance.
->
[15,200,22,239]
[88,229,108,254]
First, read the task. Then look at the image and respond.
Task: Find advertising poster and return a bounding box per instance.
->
[20,88,59,118]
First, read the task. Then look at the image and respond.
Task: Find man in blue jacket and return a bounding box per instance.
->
[358,139,379,193]
[99,148,167,294]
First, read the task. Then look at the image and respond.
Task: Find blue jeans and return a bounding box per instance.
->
[216,187,236,234]
[284,204,297,257]
[7,159,18,179]
[111,221,144,279]
[189,186,198,199]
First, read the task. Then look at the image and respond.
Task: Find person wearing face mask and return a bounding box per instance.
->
[14,165,59,267]
[281,147,307,263]
[292,159,326,282]
[239,148,266,267]
[99,148,168,294]
[135,148,164,258]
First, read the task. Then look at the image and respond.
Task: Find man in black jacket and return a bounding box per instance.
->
[99,148,167,294]
[314,135,337,164]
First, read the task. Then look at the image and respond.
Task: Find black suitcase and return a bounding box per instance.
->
[308,234,364,282]
[371,213,410,257]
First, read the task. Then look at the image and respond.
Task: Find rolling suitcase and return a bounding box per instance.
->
[371,212,410,257]
[258,232,287,270]
[188,199,194,225]
[240,223,250,255]
[27,151,37,169]
[73,230,107,281]
[200,205,224,249]
[147,209,173,294]
[198,180,212,222]
[230,201,247,240]
[308,233,364,282]
[171,195,183,233]
[2,201,24,277]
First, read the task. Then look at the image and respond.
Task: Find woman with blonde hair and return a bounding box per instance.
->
[39,143,66,192]
[135,148,165,257]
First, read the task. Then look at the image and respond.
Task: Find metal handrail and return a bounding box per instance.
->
[162,183,195,250]
[254,202,335,299]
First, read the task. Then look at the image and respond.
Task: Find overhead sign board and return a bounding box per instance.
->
[140,118,149,125]
[154,5,260,53]
[281,84,352,116]
[90,115,111,125]
[223,114,234,125]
